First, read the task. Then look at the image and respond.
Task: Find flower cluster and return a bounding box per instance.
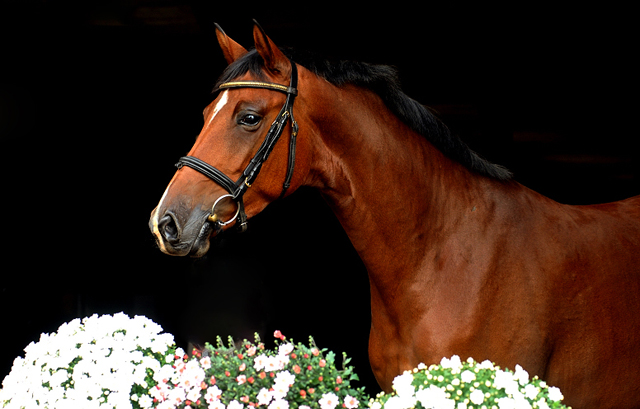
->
[368,356,569,409]
[0,312,177,409]
[154,330,369,409]
[2,314,571,409]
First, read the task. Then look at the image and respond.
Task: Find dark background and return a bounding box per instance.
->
[1,0,638,395]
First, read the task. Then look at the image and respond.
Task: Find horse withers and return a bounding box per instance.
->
[149,22,640,408]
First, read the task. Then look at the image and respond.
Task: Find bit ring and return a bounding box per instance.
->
[207,194,240,226]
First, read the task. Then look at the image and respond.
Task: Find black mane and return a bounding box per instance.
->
[215,49,512,181]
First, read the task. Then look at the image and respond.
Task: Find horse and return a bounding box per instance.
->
[149,22,640,408]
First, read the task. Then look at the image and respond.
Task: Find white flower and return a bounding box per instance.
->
[319,392,340,409]
[460,370,476,383]
[392,372,415,398]
[228,399,245,409]
[476,360,494,370]
[440,356,462,372]
[271,379,291,400]
[513,393,532,409]
[187,387,203,402]
[547,386,564,402]
[275,354,290,369]
[254,354,268,371]
[384,395,418,409]
[469,389,485,405]
[264,355,287,372]
[209,399,226,409]
[513,365,529,386]
[496,397,516,409]
[496,392,531,409]
[139,394,154,408]
[494,369,520,396]
[269,398,290,409]
[537,400,550,409]
[523,384,539,400]
[415,385,453,409]
[274,370,296,388]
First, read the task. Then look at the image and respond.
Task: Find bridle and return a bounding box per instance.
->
[175,59,299,233]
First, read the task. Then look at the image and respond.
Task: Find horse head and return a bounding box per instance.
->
[149,22,313,257]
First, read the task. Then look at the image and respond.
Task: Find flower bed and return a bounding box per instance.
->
[0,313,177,408]
[161,329,368,409]
[0,314,367,409]
[1,314,569,409]
[369,356,569,409]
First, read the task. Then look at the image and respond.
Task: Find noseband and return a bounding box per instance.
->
[175,59,299,233]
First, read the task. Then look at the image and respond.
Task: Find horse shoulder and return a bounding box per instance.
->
[526,194,640,408]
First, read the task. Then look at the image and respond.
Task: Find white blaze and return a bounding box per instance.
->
[151,90,230,251]
[207,90,229,127]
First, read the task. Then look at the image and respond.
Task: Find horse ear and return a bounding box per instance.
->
[252,20,290,77]
[215,23,248,64]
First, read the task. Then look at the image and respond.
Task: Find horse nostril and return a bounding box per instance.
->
[158,214,180,243]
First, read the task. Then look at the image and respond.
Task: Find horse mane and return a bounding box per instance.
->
[215,49,513,181]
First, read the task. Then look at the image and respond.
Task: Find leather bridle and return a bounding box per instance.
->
[175,59,299,233]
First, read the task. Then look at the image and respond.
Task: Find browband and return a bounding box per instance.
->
[217,81,298,96]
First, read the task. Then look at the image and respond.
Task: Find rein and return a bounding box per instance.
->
[176,59,299,233]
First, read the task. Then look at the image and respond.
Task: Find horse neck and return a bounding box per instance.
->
[304,82,509,285]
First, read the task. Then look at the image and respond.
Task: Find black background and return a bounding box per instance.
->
[1,1,638,394]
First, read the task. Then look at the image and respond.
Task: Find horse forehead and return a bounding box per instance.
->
[205,90,230,126]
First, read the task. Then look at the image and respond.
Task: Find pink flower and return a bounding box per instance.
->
[274,330,285,340]
[229,400,245,409]
[205,386,222,403]
[257,388,272,406]
[344,395,359,409]
[319,359,326,368]
[319,392,339,409]
[279,343,294,356]
[200,356,212,369]
[254,354,268,371]
[237,374,247,385]
[209,400,226,409]
[247,345,257,356]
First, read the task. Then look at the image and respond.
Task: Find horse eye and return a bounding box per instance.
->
[239,113,262,127]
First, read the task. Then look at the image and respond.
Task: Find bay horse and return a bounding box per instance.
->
[149,22,640,408]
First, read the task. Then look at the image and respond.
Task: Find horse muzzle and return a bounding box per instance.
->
[149,207,220,258]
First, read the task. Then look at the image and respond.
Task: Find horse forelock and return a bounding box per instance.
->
[214,49,512,181]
